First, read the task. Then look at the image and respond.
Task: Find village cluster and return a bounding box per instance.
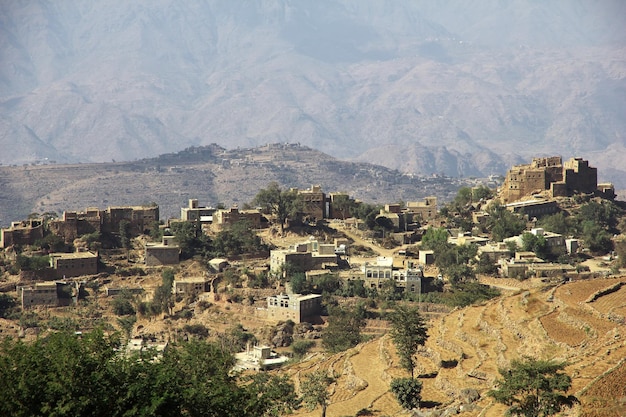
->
[0,156,619,338]
[0,156,618,308]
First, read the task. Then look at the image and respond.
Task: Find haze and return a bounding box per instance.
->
[1,0,625,185]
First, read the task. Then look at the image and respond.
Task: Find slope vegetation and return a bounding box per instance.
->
[285,276,626,416]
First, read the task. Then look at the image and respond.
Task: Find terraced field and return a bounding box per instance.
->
[286,276,626,416]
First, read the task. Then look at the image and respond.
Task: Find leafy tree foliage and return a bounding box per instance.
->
[322,304,366,353]
[486,202,526,242]
[536,212,574,236]
[35,232,71,252]
[489,357,578,417]
[118,219,131,250]
[170,221,212,260]
[388,304,428,379]
[390,377,423,410]
[291,339,315,358]
[15,254,50,271]
[0,294,17,318]
[253,182,302,235]
[420,227,449,251]
[290,272,309,294]
[0,330,297,417]
[112,296,136,316]
[521,232,548,259]
[330,194,356,219]
[301,370,334,417]
[580,221,613,254]
[212,220,268,258]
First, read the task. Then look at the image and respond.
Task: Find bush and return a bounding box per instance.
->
[182,324,210,339]
[291,339,315,357]
[390,377,422,409]
[112,297,135,316]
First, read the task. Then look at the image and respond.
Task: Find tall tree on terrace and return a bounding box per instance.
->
[388,304,429,379]
[253,182,302,236]
[301,370,335,417]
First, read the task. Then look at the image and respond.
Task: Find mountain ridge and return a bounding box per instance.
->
[0,143,473,227]
[1,1,625,186]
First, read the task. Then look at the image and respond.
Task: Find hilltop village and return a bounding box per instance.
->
[1,156,625,417]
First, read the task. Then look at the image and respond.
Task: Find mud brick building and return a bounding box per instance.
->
[49,205,159,242]
[500,156,604,203]
[49,251,99,278]
[0,219,44,248]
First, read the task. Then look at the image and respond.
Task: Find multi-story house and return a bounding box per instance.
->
[266,293,322,323]
[0,219,44,248]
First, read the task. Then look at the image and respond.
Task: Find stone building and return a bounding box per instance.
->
[266,293,322,323]
[362,256,422,293]
[49,251,99,278]
[211,207,263,231]
[172,277,210,296]
[144,236,180,266]
[49,205,159,242]
[0,219,44,248]
[500,156,604,203]
[19,281,73,309]
[270,240,339,275]
[180,199,216,224]
[295,185,326,222]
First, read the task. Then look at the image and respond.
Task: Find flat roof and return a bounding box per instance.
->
[49,251,97,259]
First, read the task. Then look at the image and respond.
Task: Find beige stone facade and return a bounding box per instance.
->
[501,156,601,203]
[145,236,180,266]
[0,219,44,248]
[266,293,322,323]
[49,251,98,278]
[49,205,159,242]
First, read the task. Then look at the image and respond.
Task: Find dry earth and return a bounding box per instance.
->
[278,276,626,417]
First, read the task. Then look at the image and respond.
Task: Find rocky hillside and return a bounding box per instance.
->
[0,143,472,226]
[287,276,626,416]
[1,1,625,187]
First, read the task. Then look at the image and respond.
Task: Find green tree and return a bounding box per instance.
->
[112,296,136,316]
[253,182,302,235]
[581,221,613,254]
[290,272,310,294]
[170,221,212,259]
[488,357,578,417]
[322,304,366,353]
[0,330,297,417]
[0,294,16,318]
[537,212,573,236]
[421,227,449,251]
[330,194,356,219]
[301,370,334,417]
[291,339,315,358]
[390,377,423,410]
[472,185,494,201]
[486,202,526,242]
[388,304,428,379]
[521,232,548,259]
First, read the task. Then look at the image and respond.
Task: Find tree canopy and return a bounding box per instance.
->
[0,330,298,417]
[488,357,578,417]
[321,304,366,353]
[300,370,334,417]
[253,182,302,235]
[388,304,428,379]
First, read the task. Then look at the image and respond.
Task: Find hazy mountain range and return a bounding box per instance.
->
[1,1,625,187]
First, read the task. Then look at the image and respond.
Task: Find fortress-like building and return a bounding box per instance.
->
[500,156,614,203]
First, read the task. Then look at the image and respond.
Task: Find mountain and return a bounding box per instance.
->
[0,143,474,226]
[1,1,625,187]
